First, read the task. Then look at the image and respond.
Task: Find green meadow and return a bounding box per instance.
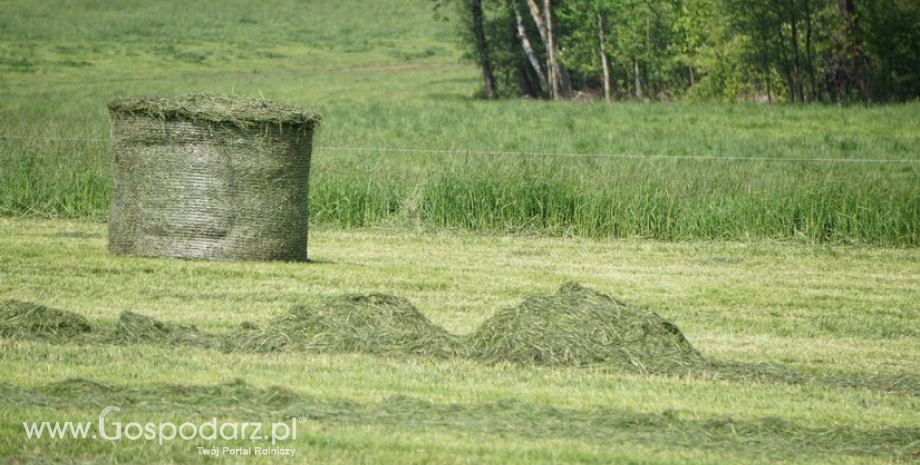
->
[2,0,919,244]
[1,0,919,463]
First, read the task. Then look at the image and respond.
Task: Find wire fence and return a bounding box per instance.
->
[1,134,919,164]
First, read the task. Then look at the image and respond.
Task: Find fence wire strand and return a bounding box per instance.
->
[1,134,918,164]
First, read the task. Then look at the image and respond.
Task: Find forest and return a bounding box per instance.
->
[439,0,920,102]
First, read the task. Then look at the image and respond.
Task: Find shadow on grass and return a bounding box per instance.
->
[2,377,918,463]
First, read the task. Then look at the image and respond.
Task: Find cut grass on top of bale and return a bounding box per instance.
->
[107,92,322,131]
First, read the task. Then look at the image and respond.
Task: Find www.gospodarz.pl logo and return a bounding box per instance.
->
[23,406,302,446]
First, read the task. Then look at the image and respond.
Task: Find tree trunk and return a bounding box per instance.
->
[634,59,643,99]
[515,8,548,92]
[597,12,611,103]
[645,14,652,98]
[516,60,540,97]
[788,0,805,102]
[525,0,552,97]
[772,0,795,102]
[544,0,565,99]
[470,0,497,99]
[526,0,564,99]
[803,0,818,101]
[836,0,871,101]
[684,30,695,87]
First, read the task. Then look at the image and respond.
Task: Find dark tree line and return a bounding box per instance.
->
[434,0,920,102]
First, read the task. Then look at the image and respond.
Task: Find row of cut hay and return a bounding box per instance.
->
[110,311,217,348]
[0,301,218,348]
[219,283,703,372]
[0,284,699,371]
[4,295,920,394]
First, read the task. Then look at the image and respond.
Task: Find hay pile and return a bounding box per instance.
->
[109,311,215,347]
[221,283,701,371]
[108,93,321,262]
[7,290,920,395]
[222,294,462,357]
[0,300,91,340]
[2,285,699,371]
[1,284,698,371]
[468,283,702,370]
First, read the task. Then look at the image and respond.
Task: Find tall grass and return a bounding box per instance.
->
[308,149,920,245]
[1,0,918,245]
[0,138,109,220]
[3,102,919,245]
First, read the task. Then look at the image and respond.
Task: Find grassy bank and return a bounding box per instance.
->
[1,0,919,245]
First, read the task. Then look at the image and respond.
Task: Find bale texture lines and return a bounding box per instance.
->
[107,93,321,262]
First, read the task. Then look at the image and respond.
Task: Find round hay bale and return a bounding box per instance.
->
[467,283,703,371]
[107,93,321,262]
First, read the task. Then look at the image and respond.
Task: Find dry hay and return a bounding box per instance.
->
[5,294,920,396]
[107,93,321,130]
[0,300,91,340]
[222,294,463,357]
[220,322,291,353]
[467,283,703,371]
[108,93,321,262]
[108,311,215,348]
[0,286,708,370]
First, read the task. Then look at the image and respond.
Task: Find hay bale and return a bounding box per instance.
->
[467,283,702,370]
[109,311,213,347]
[0,300,92,340]
[107,93,321,262]
[231,294,463,357]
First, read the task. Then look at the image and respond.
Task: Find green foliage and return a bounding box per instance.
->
[859,0,920,100]
[448,0,920,101]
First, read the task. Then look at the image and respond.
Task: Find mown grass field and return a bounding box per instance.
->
[2,219,920,464]
[2,0,919,464]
